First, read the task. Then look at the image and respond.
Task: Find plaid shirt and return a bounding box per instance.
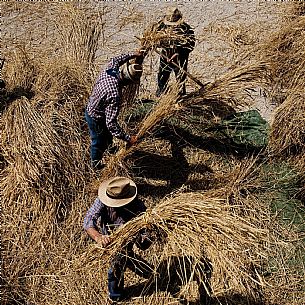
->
[86,53,135,141]
[83,197,146,235]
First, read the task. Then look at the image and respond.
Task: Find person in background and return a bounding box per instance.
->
[85,51,145,170]
[83,176,152,302]
[153,7,196,97]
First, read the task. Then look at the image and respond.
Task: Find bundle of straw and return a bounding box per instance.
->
[100,60,270,181]
[79,192,269,301]
[0,95,92,304]
[54,3,101,73]
[100,83,180,180]
[255,15,305,104]
[140,22,194,52]
[33,59,92,109]
[268,86,305,157]
[2,46,37,94]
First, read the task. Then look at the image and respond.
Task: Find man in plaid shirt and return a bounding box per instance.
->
[83,176,152,301]
[85,51,144,169]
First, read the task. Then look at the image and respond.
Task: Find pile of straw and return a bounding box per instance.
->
[255,12,305,104]
[2,46,37,94]
[268,86,305,158]
[101,60,271,181]
[77,191,269,301]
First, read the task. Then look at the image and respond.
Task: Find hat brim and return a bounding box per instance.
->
[163,17,184,26]
[98,178,137,208]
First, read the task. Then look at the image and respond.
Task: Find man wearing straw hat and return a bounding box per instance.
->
[85,51,145,170]
[154,7,196,97]
[83,176,152,302]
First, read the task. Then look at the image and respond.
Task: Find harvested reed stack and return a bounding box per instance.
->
[281,1,305,20]
[255,15,305,104]
[33,58,92,109]
[0,96,92,304]
[268,86,305,157]
[2,46,37,94]
[172,62,271,133]
[101,61,270,180]
[140,22,193,53]
[76,192,269,302]
[54,3,101,75]
[1,97,64,302]
[181,62,271,109]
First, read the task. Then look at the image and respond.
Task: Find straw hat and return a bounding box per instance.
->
[120,61,143,82]
[163,7,183,26]
[98,176,137,208]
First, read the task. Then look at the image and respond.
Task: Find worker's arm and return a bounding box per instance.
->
[86,227,111,247]
[105,94,131,142]
[105,94,138,146]
[83,198,111,247]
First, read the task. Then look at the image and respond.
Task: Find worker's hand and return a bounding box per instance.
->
[135,48,148,58]
[127,135,138,147]
[96,234,111,247]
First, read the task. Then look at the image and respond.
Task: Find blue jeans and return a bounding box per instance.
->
[107,244,152,301]
[85,110,113,168]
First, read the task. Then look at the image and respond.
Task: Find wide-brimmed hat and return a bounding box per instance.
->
[120,61,143,82]
[98,176,137,208]
[163,7,183,26]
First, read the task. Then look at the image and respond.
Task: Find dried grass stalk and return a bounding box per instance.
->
[100,84,180,180]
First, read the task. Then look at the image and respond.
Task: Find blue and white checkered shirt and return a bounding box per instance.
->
[86,53,135,141]
[83,197,146,235]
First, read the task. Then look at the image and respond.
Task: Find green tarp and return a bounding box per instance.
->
[213,109,270,149]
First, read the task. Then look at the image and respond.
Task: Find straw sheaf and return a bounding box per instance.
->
[54,3,101,72]
[268,86,305,156]
[78,192,269,299]
[255,15,305,103]
[1,96,93,303]
[33,59,92,109]
[141,23,193,51]
[100,83,180,180]
[2,46,37,93]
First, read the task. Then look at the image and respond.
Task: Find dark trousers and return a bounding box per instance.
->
[85,109,113,169]
[156,52,189,97]
[108,244,152,301]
